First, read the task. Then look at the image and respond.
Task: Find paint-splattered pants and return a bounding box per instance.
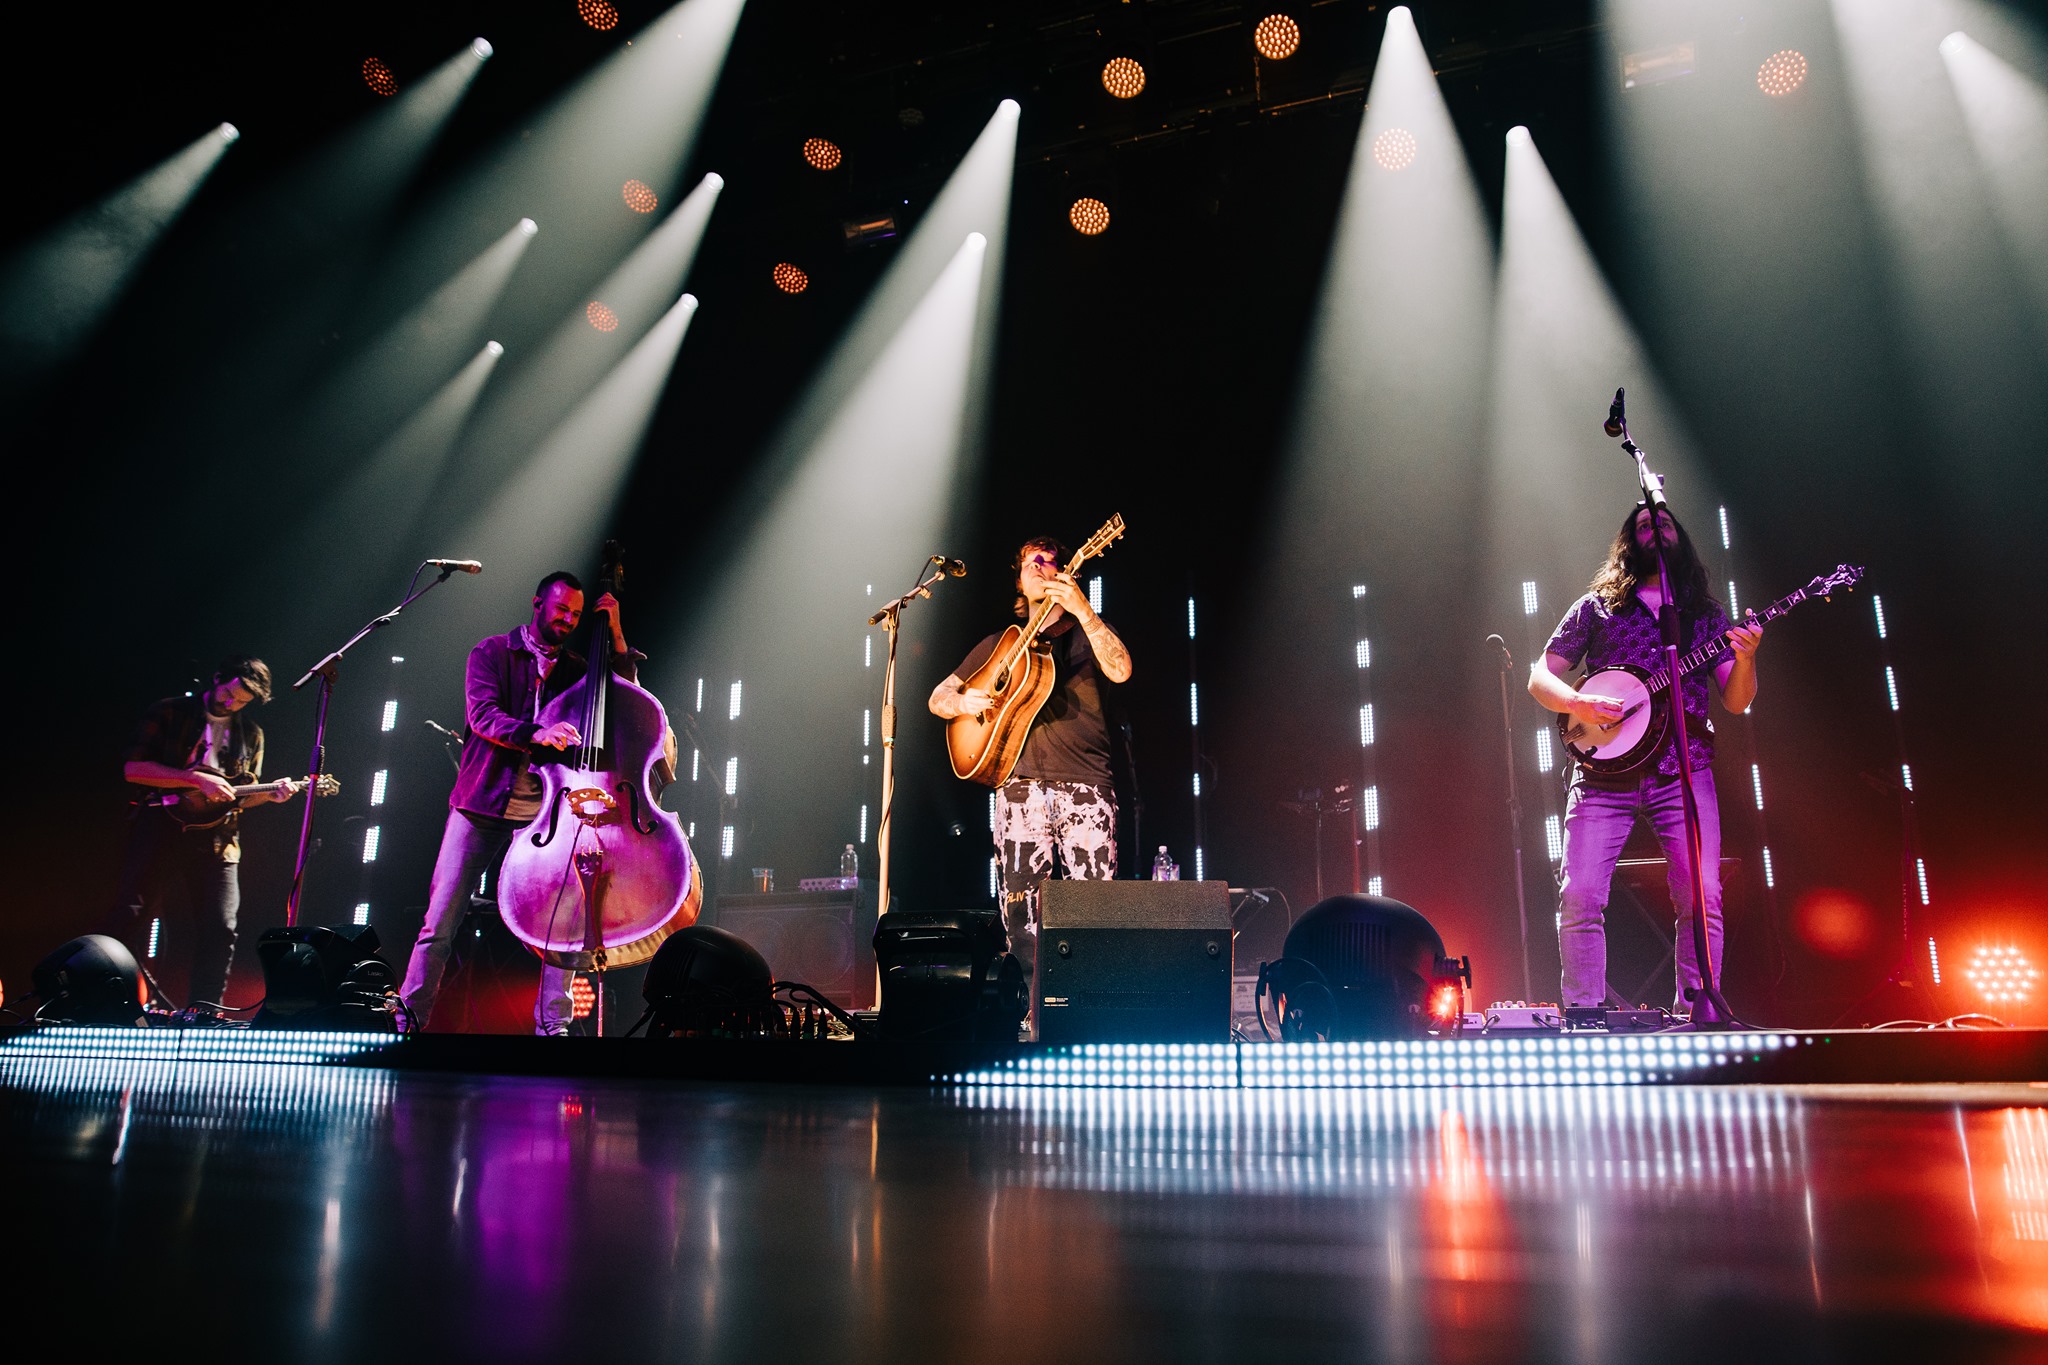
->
[995,778,1118,1015]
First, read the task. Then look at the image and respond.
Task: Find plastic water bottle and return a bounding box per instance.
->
[1152,845,1179,881]
[840,843,859,884]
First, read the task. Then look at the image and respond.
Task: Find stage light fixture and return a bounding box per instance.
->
[519,216,538,235]
[218,123,240,142]
[772,262,809,294]
[579,0,620,31]
[485,339,504,357]
[362,58,398,97]
[1372,127,1418,170]
[622,178,658,213]
[1069,197,1110,235]
[803,137,843,170]
[586,300,620,331]
[30,935,144,1026]
[471,37,493,60]
[1757,49,1808,97]
[1102,57,1146,99]
[1964,946,2038,1008]
[1255,15,1301,60]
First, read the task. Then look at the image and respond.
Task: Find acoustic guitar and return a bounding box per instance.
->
[143,766,342,831]
[946,514,1126,787]
[1558,563,1863,777]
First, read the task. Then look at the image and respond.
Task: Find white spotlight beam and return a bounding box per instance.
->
[1940,30,2048,319]
[672,98,1019,648]
[451,293,703,605]
[0,123,236,393]
[1279,6,1494,576]
[1484,127,1720,596]
[1830,0,2048,553]
[388,0,745,346]
[294,218,541,463]
[453,173,725,475]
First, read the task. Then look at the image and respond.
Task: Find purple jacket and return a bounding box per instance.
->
[449,628,639,819]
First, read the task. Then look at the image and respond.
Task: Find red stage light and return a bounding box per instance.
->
[1254,15,1301,61]
[586,301,620,332]
[1373,127,1418,171]
[362,58,397,97]
[1069,197,1110,236]
[579,0,620,33]
[803,138,842,171]
[622,179,658,213]
[772,263,808,295]
[1102,57,1146,99]
[1965,946,2038,1008]
[1758,49,1808,97]
[571,975,596,1019]
[1428,983,1461,1023]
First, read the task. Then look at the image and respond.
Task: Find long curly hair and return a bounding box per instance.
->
[1012,535,1069,619]
[1588,506,1717,617]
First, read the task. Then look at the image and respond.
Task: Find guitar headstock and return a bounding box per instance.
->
[314,774,341,799]
[1070,514,1126,571]
[1808,564,1864,601]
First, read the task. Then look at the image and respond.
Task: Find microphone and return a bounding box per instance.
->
[1486,633,1513,669]
[427,559,483,574]
[1603,387,1626,438]
[424,719,464,744]
[942,558,967,577]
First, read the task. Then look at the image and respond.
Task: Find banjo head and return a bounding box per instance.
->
[1562,666,1656,764]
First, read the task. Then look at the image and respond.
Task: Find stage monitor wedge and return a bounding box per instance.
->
[1037,880,1231,1045]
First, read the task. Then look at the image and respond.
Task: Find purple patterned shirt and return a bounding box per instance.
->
[1545,592,1730,779]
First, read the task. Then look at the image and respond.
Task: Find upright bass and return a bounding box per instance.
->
[498,542,700,975]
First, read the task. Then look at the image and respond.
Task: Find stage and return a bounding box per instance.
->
[5,1027,2048,1361]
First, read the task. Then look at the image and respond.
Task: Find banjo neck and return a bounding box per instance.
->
[1635,588,1809,697]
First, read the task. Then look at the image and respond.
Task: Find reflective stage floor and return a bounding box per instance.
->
[6,1056,2048,1362]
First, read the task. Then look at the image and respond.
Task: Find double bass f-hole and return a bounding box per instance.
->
[530,789,568,848]
[616,781,657,836]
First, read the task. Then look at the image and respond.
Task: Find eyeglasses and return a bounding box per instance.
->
[1023,553,1059,569]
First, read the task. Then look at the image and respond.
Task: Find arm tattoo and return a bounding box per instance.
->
[1084,619,1132,680]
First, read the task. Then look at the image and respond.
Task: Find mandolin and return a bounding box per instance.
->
[946,514,1126,787]
[145,767,341,831]
[1558,563,1863,777]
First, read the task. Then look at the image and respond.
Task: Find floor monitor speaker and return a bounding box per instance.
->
[1037,880,1231,1044]
[715,884,876,1009]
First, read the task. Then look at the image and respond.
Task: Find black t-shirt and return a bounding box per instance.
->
[955,617,1115,784]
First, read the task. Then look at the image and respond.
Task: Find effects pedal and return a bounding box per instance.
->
[1481,1000,1562,1033]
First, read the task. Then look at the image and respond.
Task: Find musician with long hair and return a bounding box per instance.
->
[1528,506,1763,1015]
[930,535,1133,1034]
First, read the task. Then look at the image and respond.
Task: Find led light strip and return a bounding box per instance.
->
[947,1034,1803,1089]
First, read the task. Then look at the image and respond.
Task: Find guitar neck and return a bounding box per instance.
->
[1645,590,1807,695]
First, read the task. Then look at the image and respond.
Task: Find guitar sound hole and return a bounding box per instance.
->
[993,670,1009,692]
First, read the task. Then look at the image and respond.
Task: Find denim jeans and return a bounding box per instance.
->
[1556,767,1723,1013]
[400,808,575,1035]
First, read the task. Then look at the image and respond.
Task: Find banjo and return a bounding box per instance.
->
[1558,563,1863,777]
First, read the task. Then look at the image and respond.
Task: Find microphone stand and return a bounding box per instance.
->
[1613,420,1735,1028]
[867,558,961,924]
[283,561,467,927]
[1488,634,1535,1001]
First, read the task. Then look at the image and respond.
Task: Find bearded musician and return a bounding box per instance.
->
[1528,505,1763,1016]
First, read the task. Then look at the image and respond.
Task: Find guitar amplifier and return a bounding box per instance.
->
[713,882,876,1009]
[1036,880,1232,1044]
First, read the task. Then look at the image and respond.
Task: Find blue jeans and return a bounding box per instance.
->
[400,809,575,1035]
[1556,768,1723,1013]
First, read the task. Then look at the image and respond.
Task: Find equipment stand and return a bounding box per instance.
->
[1614,423,1735,1028]
[867,558,961,920]
[285,562,466,927]
[1489,634,1536,1001]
